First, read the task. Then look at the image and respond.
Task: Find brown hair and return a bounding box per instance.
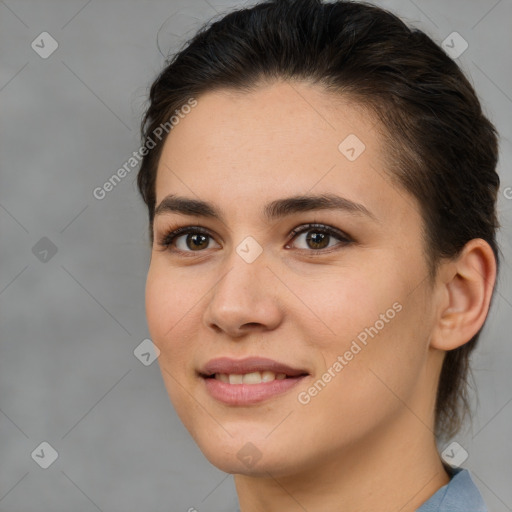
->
[137,0,501,441]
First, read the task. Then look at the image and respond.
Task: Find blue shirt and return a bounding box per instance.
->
[417,467,488,511]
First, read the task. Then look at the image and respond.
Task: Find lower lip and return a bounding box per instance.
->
[202,376,307,405]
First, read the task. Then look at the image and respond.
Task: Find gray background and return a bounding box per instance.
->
[1,0,511,511]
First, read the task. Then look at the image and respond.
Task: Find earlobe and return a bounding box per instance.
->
[430,238,497,351]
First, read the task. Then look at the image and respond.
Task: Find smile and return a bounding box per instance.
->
[199,357,310,405]
[211,371,287,384]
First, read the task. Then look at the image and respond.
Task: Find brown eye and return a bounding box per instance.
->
[288,224,352,252]
[159,226,220,253]
[305,231,330,250]
[183,233,210,251]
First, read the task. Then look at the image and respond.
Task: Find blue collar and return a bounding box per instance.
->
[417,467,487,511]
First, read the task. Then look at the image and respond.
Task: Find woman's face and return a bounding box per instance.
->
[145,81,442,476]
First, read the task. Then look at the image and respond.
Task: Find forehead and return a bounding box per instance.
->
[154,81,420,226]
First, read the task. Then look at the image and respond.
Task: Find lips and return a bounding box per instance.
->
[198,356,310,405]
[199,356,309,378]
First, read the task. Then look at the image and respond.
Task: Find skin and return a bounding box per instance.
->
[145,80,496,512]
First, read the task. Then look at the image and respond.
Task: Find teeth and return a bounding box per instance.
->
[242,372,262,384]
[214,371,289,384]
[217,373,229,383]
[261,370,276,382]
[228,374,243,384]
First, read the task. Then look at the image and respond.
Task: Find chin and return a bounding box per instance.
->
[200,445,292,477]
[191,428,300,477]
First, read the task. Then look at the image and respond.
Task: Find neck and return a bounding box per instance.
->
[234,410,450,512]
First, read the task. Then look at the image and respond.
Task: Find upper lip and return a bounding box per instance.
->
[199,357,309,377]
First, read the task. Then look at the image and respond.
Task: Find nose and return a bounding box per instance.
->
[203,248,283,338]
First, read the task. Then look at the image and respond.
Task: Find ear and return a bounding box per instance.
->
[430,238,497,351]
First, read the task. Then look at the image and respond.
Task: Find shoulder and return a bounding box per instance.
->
[416,467,488,512]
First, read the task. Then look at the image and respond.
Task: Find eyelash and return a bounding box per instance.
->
[156,223,353,256]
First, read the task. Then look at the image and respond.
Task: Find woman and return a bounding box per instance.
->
[137,0,500,509]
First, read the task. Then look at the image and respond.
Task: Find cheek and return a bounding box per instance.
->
[145,263,198,417]
[302,262,428,403]
[145,260,209,386]
[311,290,429,430]
[145,262,191,356]
[145,267,170,344]
[302,269,390,351]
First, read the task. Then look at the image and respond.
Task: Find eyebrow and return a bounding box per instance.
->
[154,193,378,223]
